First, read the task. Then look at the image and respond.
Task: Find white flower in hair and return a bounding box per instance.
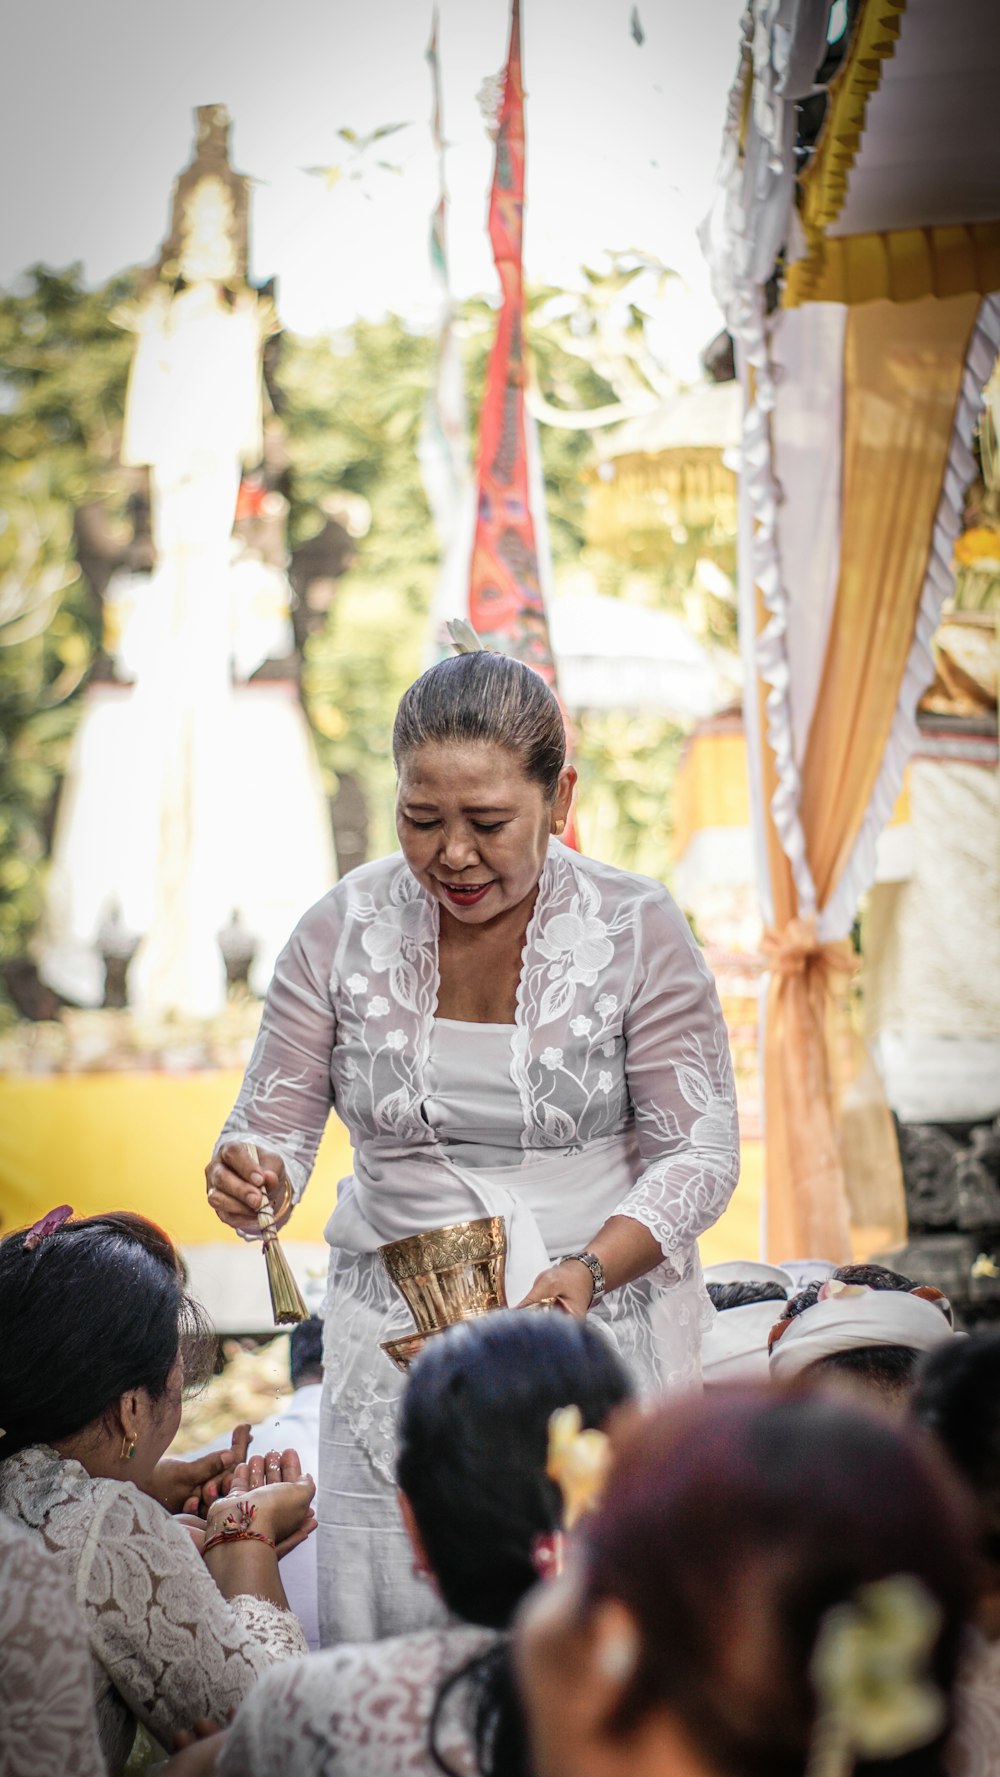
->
[445,618,486,655]
[806,1575,945,1777]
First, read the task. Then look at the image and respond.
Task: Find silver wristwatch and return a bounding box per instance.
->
[560,1250,606,1301]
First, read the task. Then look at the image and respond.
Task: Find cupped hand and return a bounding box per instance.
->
[517,1259,595,1319]
[205,1141,292,1235]
[175,1512,208,1553]
[205,1449,316,1549]
[146,1425,253,1516]
[162,1720,227,1775]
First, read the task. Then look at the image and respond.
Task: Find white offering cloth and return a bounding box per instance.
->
[769,1290,954,1382]
[702,1301,786,1385]
[0,1445,307,1776]
[219,1623,498,1777]
[0,1512,106,1777]
[218,839,739,1484]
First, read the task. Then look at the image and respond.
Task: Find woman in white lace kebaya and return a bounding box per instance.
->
[206,647,740,1643]
[0,1212,313,1776]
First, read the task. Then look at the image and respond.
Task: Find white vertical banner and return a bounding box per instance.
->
[418,8,474,665]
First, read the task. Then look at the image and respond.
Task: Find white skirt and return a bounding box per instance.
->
[316,1238,708,1645]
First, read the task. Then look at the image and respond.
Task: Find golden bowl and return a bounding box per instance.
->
[379,1327,445,1373]
[378,1215,508,1335]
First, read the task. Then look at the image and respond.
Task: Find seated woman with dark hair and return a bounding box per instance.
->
[0,1211,315,1776]
[201,1311,633,1777]
[517,1390,977,1777]
[912,1332,1000,1777]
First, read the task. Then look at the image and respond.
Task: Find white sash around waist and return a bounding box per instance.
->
[323,1132,642,1305]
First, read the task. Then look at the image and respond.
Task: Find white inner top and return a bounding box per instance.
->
[424,1017,521,1168]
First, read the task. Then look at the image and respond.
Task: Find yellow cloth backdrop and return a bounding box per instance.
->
[761,293,980,1262]
[0,1070,763,1266]
[0,1072,353,1246]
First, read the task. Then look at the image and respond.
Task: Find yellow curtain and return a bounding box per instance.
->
[761,293,980,1261]
[801,294,980,900]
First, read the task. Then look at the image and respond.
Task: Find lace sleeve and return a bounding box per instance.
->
[218,1627,496,1777]
[77,1483,307,1750]
[216,893,340,1199]
[0,1518,107,1777]
[616,893,740,1279]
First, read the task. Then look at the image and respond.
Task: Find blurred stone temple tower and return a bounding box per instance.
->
[42,105,336,1017]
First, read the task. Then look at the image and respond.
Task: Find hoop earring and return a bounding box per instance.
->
[121,1434,137,1463]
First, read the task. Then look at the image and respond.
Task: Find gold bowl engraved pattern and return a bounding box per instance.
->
[378,1215,508,1368]
[380,1327,444,1373]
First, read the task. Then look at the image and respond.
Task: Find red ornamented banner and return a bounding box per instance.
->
[469,0,555,686]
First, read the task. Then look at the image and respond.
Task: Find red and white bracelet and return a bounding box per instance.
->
[202,1499,275,1557]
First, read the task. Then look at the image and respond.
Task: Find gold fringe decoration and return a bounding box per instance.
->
[788,0,907,304]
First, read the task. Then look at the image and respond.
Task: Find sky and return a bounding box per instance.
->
[1,0,744,373]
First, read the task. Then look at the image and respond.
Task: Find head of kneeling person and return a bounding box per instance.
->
[516,1390,975,1777]
[767,1265,954,1411]
[396,1310,633,1776]
[0,1211,211,1487]
[702,1275,790,1386]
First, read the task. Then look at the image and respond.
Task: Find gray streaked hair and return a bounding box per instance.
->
[393,652,566,799]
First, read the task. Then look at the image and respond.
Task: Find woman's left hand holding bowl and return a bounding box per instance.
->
[518,1260,596,1319]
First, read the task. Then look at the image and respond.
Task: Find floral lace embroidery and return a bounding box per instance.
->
[220,1625,498,1777]
[0,1446,307,1777]
[0,1515,106,1777]
[217,842,739,1476]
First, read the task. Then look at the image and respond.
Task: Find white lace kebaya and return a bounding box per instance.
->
[214,835,738,1634]
[219,1624,498,1777]
[218,840,738,1638]
[0,1445,308,1777]
[0,1512,106,1777]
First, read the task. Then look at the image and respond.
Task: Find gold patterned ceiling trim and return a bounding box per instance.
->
[783,221,1000,308]
[790,0,907,302]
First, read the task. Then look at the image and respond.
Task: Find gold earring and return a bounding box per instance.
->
[554,819,565,835]
[121,1434,137,1463]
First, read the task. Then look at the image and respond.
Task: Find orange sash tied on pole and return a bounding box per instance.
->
[761,919,857,1264]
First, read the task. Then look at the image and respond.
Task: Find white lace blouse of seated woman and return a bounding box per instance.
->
[0,1211,315,1776]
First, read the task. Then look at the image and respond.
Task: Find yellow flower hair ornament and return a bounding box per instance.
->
[806,1575,945,1777]
[546,1405,612,1532]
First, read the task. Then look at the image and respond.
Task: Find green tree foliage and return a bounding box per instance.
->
[0,266,133,985]
[0,258,736,1001]
[284,299,623,860]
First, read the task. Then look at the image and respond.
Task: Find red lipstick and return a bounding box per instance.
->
[440,881,494,907]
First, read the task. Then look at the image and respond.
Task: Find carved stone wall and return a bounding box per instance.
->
[891,1117,1000,1325]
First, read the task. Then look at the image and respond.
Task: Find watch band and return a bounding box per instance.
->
[560,1250,606,1300]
